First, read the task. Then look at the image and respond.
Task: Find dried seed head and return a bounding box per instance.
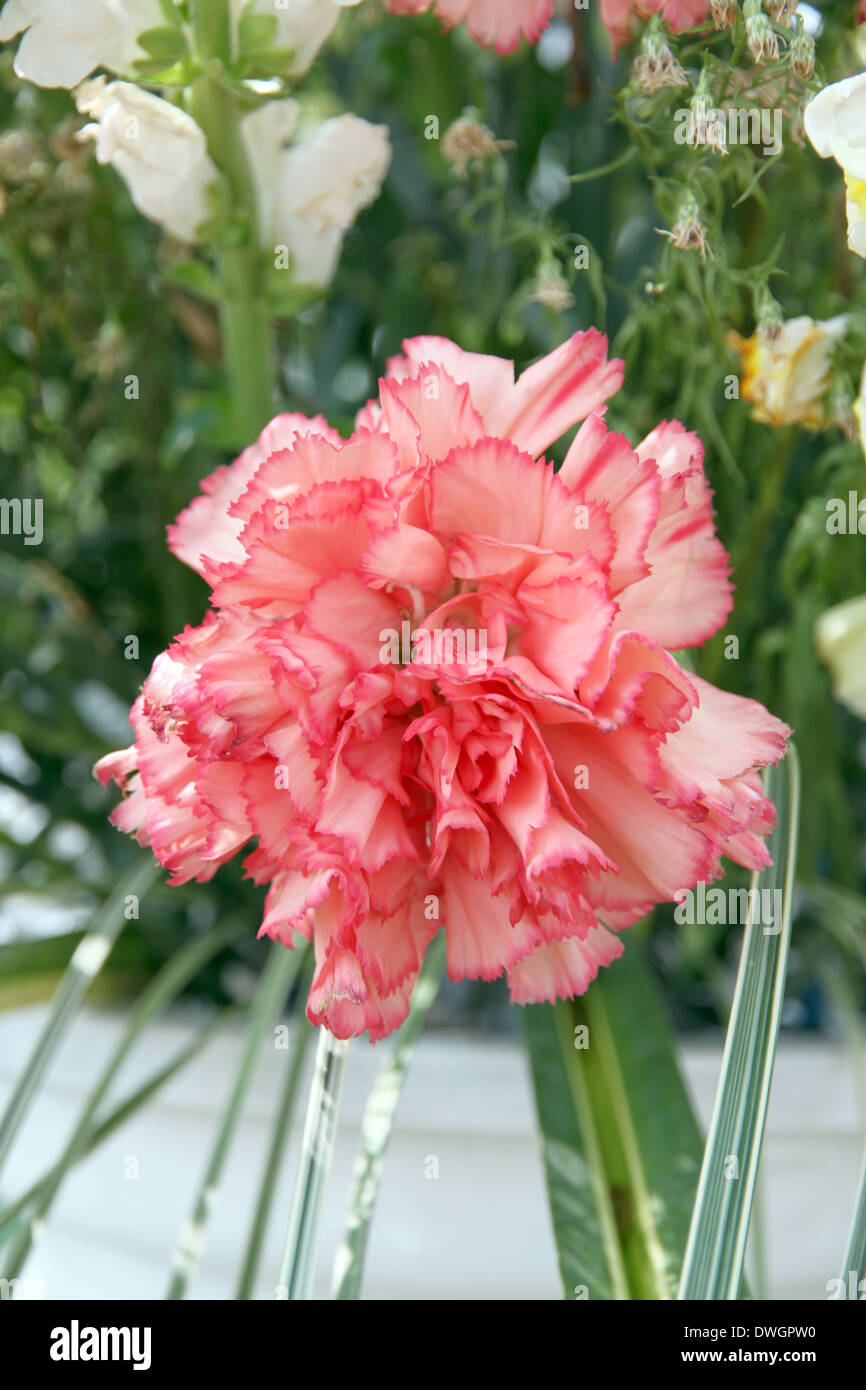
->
[743,1,780,63]
[710,0,738,28]
[656,193,713,260]
[690,92,728,154]
[789,30,815,80]
[531,263,574,311]
[441,116,508,179]
[632,30,688,94]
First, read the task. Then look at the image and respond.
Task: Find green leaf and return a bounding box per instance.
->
[523,942,704,1300]
[677,746,801,1300]
[137,25,189,63]
[237,13,279,53]
[162,259,224,304]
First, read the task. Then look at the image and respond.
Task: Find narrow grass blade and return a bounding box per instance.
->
[235,1016,315,1300]
[839,1144,866,1299]
[276,1028,349,1301]
[0,1008,230,1236]
[1,918,244,1281]
[0,858,159,1178]
[331,933,446,1300]
[524,942,704,1300]
[166,939,305,1299]
[677,746,801,1300]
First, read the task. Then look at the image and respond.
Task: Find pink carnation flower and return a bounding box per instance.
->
[600,0,709,55]
[384,0,554,53]
[96,329,789,1041]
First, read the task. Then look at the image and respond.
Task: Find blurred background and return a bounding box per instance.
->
[1,1,865,1299]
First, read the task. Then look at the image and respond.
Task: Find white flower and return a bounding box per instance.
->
[230,0,362,76]
[242,105,391,286]
[804,73,866,259]
[0,0,162,88]
[815,594,866,720]
[76,78,218,243]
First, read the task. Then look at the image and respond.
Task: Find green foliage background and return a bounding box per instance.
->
[1,2,865,1031]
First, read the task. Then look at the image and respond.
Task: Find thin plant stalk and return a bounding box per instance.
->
[332,934,446,1299]
[166,939,305,1299]
[0,858,158,1179]
[0,1008,230,1239]
[839,1143,866,1297]
[276,1027,349,1301]
[188,0,275,443]
[235,1017,315,1300]
[677,746,801,1300]
[1,919,244,1281]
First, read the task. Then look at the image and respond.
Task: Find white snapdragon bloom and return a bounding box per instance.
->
[0,0,163,88]
[726,315,848,430]
[815,595,866,720]
[76,78,219,244]
[804,73,866,259]
[241,102,391,286]
[230,0,363,76]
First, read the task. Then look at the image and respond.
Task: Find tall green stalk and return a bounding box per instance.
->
[188,0,275,443]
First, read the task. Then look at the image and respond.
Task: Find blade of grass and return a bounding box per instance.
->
[331,933,446,1300]
[166,937,307,1299]
[235,1015,315,1300]
[1,918,244,1281]
[0,858,159,1178]
[677,745,801,1300]
[839,1144,866,1298]
[0,1007,231,1237]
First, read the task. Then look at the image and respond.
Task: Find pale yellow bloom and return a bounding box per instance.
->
[726,315,847,429]
[815,595,866,720]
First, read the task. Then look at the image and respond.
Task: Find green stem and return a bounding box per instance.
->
[188,0,275,444]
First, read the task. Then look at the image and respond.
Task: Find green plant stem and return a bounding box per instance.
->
[188,0,275,443]
[1,920,244,1281]
[166,939,304,1300]
[0,858,158,1180]
[332,934,446,1300]
[235,1016,314,1300]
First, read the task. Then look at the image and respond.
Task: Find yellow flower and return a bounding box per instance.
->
[726,315,847,429]
[815,595,866,720]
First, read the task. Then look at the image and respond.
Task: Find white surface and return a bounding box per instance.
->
[0,1006,863,1301]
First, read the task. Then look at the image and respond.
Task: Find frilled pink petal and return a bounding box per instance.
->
[379,367,485,467]
[484,330,624,458]
[657,676,790,818]
[442,856,540,979]
[167,414,339,577]
[614,421,732,649]
[545,723,719,925]
[559,411,660,592]
[386,335,515,417]
[579,632,697,734]
[507,924,624,1004]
